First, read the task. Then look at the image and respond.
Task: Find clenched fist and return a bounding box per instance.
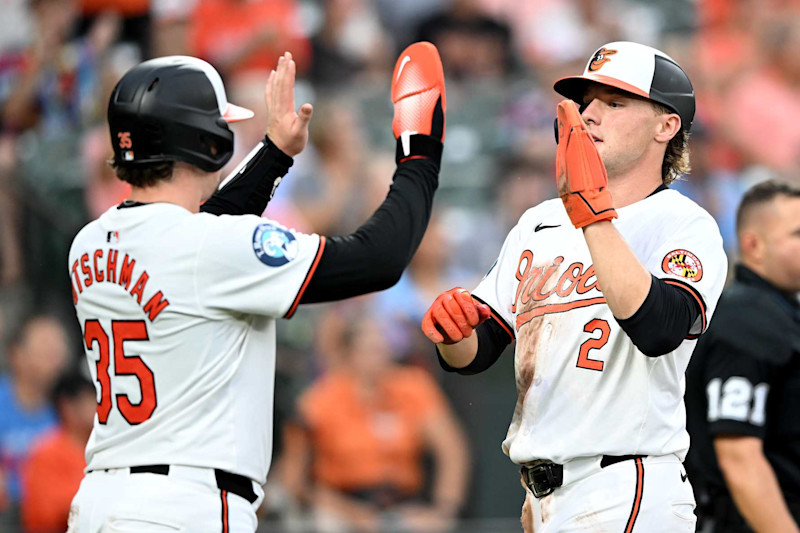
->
[421,288,491,344]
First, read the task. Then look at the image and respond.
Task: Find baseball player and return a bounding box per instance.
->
[422,42,728,532]
[67,43,446,532]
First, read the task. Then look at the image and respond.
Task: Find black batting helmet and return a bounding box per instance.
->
[108,56,254,172]
[554,41,695,131]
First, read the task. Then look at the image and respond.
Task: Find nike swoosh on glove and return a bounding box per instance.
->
[392,42,445,165]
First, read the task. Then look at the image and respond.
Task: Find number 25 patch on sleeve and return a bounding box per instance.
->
[662,249,703,282]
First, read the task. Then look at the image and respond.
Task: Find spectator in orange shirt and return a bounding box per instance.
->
[20,371,95,533]
[189,0,310,77]
[280,307,470,533]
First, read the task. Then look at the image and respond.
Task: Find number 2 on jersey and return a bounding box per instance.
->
[83,319,157,424]
[576,318,610,372]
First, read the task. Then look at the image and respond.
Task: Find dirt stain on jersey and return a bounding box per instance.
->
[513,255,568,397]
[510,253,605,431]
[518,478,536,533]
[515,315,545,394]
[540,493,551,525]
[574,508,606,531]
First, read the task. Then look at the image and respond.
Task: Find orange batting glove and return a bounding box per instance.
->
[392,41,445,164]
[555,99,617,228]
[421,288,491,344]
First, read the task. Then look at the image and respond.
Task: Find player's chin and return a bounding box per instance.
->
[596,147,615,170]
[594,141,606,156]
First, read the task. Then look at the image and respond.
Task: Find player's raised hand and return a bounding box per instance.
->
[422,288,491,345]
[265,51,313,157]
[556,99,617,228]
[391,42,445,164]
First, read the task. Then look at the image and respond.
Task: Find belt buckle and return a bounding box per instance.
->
[522,461,563,498]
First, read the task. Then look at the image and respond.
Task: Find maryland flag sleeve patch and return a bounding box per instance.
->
[661,249,703,282]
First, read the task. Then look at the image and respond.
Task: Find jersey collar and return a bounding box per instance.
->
[646,183,669,198]
[118,200,150,209]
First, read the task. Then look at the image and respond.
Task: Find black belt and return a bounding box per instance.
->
[127,465,258,504]
[522,455,644,498]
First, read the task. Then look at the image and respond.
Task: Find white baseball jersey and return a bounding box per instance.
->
[68,203,324,484]
[473,189,727,465]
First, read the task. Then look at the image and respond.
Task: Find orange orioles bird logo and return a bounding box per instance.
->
[588,48,617,72]
[662,249,703,282]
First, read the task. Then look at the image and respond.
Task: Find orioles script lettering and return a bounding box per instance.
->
[513,251,606,329]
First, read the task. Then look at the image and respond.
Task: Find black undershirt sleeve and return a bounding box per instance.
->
[300,155,439,303]
[201,136,293,216]
[615,275,702,357]
[436,315,513,375]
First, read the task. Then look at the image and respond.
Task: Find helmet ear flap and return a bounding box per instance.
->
[200,133,223,158]
[196,128,234,170]
[143,121,164,150]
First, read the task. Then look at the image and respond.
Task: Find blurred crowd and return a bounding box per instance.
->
[1,0,800,531]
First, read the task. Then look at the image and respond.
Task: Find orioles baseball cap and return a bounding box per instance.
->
[553,41,695,131]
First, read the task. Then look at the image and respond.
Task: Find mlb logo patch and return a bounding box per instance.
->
[107,231,120,244]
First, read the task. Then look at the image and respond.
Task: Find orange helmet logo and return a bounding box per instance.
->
[588,48,617,72]
[117,132,132,149]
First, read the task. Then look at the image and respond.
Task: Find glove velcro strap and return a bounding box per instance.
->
[561,188,617,228]
[395,133,443,167]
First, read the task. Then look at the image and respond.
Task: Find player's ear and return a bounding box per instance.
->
[654,113,681,144]
[738,229,764,263]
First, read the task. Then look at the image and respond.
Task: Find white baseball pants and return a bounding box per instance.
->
[67,466,264,532]
[524,454,696,533]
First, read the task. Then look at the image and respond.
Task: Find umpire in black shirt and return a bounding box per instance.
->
[686,179,800,532]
